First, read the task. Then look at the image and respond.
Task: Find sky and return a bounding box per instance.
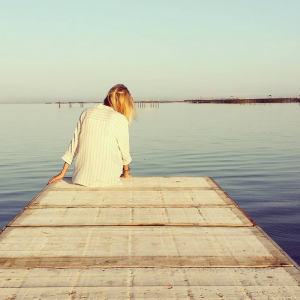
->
[1,0,300,102]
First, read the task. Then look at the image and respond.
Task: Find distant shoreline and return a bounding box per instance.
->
[45,98,300,105]
[184,97,300,104]
[1,97,299,105]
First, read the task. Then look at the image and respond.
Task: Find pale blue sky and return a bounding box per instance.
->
[1,0,299,102]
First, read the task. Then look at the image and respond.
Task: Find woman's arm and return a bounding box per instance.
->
[117,117,132,178]
[61,111,85,165]
[116,116,132,166]
[48,162,69,184]
[48,111,85,185]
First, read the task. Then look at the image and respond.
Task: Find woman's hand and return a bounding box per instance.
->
[121,171,132,178]
[48,173,65,185]
[48,162,70,185]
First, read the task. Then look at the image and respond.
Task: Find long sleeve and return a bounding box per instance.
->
[61,111,85,165]
[116,116,132,165]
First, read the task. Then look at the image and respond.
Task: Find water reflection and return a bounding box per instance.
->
[136,102,159,109]
[56,102,89,108]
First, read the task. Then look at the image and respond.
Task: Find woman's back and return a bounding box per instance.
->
[62,104,132,187]
[48,84,135,187]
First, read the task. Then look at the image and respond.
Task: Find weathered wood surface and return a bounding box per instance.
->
[1,286,299,299]
[0,177,299,299]
[0,226,292,268]
[31,189,235,208]
[0,268,299,299]
[11,207,252,226]
[50,177,217,189]
[1,267,299,288]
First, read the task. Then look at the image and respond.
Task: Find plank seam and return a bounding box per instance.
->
[7,224,254,227]
[27,204,238,208]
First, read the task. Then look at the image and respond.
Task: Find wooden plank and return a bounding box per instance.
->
[1,286,300,300]
[31,189,235,208]
[0,227,291,268]
[0,268,299,299]
[49,177,215,190]
[0,255,292,269]
[10,207,253,226]
[1,267,299,287]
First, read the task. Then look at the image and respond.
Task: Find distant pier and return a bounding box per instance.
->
[55,101,167,108]
[56,101,88,108]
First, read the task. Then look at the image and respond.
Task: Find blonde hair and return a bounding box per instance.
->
[104,84,136,123]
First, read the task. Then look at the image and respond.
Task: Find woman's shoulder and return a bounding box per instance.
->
[97,104,128,123]
[112,110,128,121]
[84,104,128,124]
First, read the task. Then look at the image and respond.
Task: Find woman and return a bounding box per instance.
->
[48,84,136,187]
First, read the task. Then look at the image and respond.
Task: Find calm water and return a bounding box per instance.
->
[0,103,299,264]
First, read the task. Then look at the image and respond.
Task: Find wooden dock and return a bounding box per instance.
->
[0,177,299,299]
